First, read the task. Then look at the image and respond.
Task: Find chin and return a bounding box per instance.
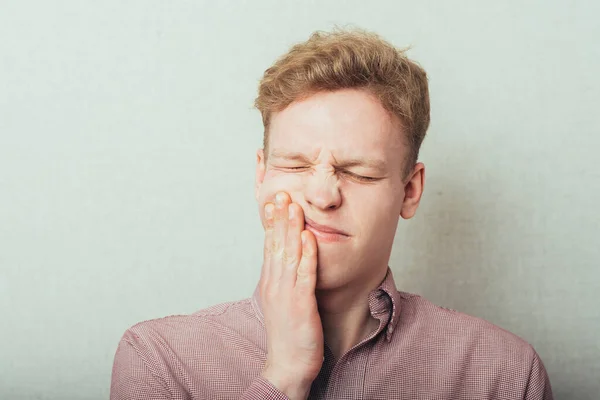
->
[314,258,353,291]
[315,273,338,291]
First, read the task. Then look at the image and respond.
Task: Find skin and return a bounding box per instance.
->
[254,88,425,399]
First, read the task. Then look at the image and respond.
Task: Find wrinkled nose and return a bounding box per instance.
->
[304,171,342,211]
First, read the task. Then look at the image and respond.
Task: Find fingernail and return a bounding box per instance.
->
[288,204,295,220]
[265,203,274,219]
[275,192,285,207]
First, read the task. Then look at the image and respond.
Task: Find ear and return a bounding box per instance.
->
[255,148,266,201]
[400,162,425,220]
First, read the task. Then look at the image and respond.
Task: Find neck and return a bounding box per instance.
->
[315,267,388,360]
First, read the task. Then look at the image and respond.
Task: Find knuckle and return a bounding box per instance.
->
[272,245,284,258]
[263,241,272,256]
[282,252,297,266]
[296,265,309,278]
[270,238,281,254]
[302,246,315,257]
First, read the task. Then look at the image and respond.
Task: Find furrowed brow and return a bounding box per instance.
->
[270,150,387,171]
[270,150,314,163]
[335,158,387,171]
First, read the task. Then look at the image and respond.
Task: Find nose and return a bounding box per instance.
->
[304,169,342,211]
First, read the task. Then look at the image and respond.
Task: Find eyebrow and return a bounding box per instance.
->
[270,150,387,171]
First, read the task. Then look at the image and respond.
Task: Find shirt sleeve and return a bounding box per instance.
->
[524,348,554,400]
[110,336,172,400]
[239,376,290,400]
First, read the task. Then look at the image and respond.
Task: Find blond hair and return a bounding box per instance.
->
[254,28,430,177]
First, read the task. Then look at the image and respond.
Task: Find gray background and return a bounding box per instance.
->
[1,1,598,399]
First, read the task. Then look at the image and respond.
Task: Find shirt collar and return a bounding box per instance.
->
[251,267,402,342]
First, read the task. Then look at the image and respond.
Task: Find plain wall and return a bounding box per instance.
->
[1,1,598,399]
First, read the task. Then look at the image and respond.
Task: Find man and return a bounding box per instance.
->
[110,28,553,399]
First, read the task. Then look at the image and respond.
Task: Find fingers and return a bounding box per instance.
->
[260,203,275,285]
[261,191,317,295]
[296,230,317,293]
[281,202,304,286]
[270,192,290,283]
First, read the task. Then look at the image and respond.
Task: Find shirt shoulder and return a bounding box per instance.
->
[395,292,540,379]
[113,298,268,398]
[370,292,553,399]
[399,291,534,350]
[122,297,262,348]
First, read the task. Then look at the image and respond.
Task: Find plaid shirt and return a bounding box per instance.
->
[111,268,553,399]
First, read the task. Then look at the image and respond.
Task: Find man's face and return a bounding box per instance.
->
[255,88,423,291]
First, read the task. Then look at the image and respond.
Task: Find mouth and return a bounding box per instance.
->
[304,217,350,243]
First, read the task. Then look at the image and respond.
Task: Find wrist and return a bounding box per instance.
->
[261,367,312,400]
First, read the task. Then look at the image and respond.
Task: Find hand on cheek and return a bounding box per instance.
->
[259,191,322,398]
[260,189,303,229]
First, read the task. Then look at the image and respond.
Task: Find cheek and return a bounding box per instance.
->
[257,172,305,227]
[348,187,402,231]
[258,171,303,205]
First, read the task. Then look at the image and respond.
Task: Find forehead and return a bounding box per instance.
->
[268,89,405,160]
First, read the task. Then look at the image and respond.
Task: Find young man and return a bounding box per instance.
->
[111,29,553,399]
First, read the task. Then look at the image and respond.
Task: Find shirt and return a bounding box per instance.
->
[110,268,554,399]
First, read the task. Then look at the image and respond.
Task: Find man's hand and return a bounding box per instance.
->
[259,192,323,400]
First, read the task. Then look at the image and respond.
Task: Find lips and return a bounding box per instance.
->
[304,217,349,236]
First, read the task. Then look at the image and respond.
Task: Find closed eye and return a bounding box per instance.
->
[342,172,378,182]
[280,166,379,183]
